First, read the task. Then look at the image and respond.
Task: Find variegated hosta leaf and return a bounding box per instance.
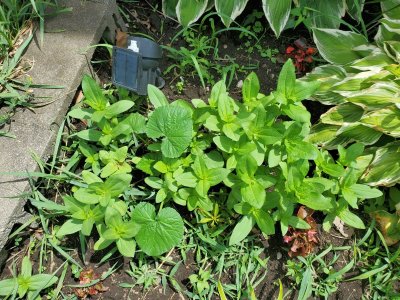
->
[176,0,208,27]
[351,51,395,71]
[320,103,364,125]
[337,124,383,145]
[381,0,400,19]
[162,0,179,18]
[305,0,346,29]
[383,41,400,63]
[307,123,341,147]
[301,65,347,104]
[312,91,345,105]
[375,17,400,44]
[346,0,365,21]
[309,122,384,148]
[360,105,400,137]
[262,0,292,37]
[340,82,400,109]
[313,28,368,65]
[361,141,400,187]
[215,0,249,28]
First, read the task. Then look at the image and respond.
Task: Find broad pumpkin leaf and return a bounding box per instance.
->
[262,0,292,37]
[132,203,184,256]
[313,28,368,65]
[215,0,249,27]
[146,105,193,158]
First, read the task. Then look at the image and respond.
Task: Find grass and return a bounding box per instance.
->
[0,0,63,137]
[162,12,260,90]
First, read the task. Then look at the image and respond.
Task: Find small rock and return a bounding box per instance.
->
[223,44,228,49]
[277,252,282,260]
[236,80,243,88]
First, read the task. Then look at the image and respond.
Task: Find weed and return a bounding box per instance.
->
[286,245,354,299]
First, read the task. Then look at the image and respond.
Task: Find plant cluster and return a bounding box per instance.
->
[38,57,384,262]
[285,38,317,73]
[286,245,354,299]
[162,0,373,37]
[163,16,246,89]
[0,256,58,299]
[302,9,400,246]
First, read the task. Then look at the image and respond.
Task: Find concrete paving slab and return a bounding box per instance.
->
[0,0,125,251]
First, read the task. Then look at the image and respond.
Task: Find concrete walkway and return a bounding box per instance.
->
[0,0,124,250]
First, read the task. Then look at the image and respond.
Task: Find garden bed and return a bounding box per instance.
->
[0,1,399,299]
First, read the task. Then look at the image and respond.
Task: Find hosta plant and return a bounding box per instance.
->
[302,14,400,187]
[162,0,369,37]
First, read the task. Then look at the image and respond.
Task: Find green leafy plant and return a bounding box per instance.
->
[163,18,248,88]
[24,76,183,258]
[303,14,400,187]
[286,245,354,299]
[39,60,383,261]
[0,256,58,299]
[135,59,382,246]
[348,222,400,298]
[189,268,212,296]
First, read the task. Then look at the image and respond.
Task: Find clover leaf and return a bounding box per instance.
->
[146,106,193,158]
[131,202,184,256]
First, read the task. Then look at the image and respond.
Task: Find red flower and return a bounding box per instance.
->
[306,47,317,55]
[286,46,295,54]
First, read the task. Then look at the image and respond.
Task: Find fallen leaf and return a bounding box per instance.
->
[116,28,128,48]
[333,216,348,238]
